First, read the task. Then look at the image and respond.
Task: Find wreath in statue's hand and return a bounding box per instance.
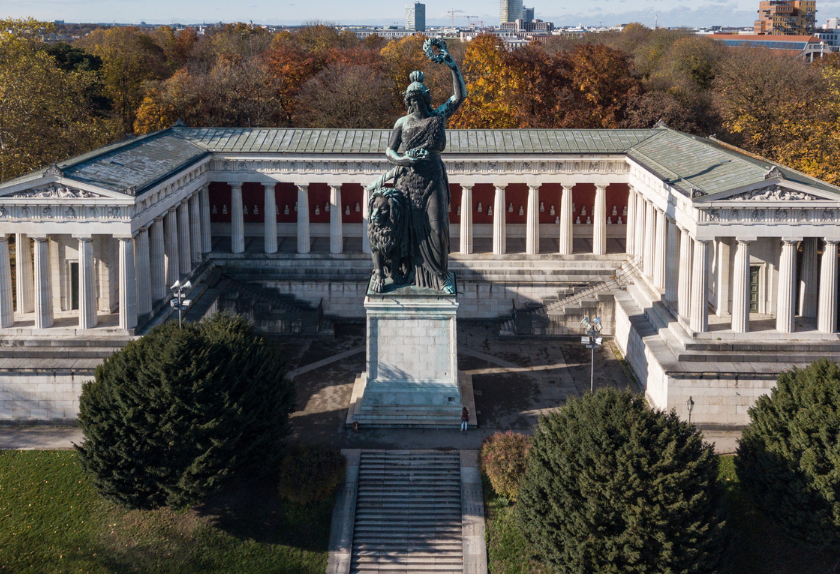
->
[423,38,449,64]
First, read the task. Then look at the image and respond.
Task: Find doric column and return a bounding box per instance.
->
[329,184,342,254]
[664,218,679,304]
[678,226,693,319]
[799,237,818,318]
[32,236,53,329]
[593,184,607,255]
[643,201,655,277]
[653,208,667,289]
[362,186,371,255]
[177,200,191,276]
[200,184,212,254]
[189,193,201,264]
[634,193,646,266]
[559,184,573,255]
[819,239,839,334]
[15,233,33,313]
[689,238,709,333]
[77,236,98,329]
[134,228,152,321]
[776,238,798,334]
[626,186,636,256]
[297,184,310,254]
[264,183,278,254]
[460,184,473,255]
[0,236,13,328]
[150,217,166,302]
[231,183,244,254]
[493,184,506,255]
[731,238,753,333]
[118,236,138,330]
[164,207,179,286]
[715,240,731,317]
[526,184,539,255]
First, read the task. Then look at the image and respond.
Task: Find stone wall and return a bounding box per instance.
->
[0,371,87,422]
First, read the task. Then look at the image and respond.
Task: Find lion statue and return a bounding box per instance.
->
[367,186,410,293]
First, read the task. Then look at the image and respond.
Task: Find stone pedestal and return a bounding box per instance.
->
[351,278,465,427]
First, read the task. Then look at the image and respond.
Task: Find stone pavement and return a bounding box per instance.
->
[0,322,741,453]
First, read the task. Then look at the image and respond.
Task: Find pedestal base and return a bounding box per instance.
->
[349,278,472,428]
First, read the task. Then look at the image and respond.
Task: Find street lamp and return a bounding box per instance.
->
[170,280,192,329]
[580,316,603,393]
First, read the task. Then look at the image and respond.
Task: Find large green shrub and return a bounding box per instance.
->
[480,431,531,501]
[516,388,726,574]
[278,444,346,505]
[737,359,840,547]
[76,312,296,509]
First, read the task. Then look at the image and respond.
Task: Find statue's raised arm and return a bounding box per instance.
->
[425,39,467,119]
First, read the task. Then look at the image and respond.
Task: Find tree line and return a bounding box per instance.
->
[2,18,839,185]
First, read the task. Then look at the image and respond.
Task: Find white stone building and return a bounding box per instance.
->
[1,125,839,426]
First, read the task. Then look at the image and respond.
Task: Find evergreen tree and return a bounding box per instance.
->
[516,388,726,574]
[75,312,295,509]
[736,359,840,547]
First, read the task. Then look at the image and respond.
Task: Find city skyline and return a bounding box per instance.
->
[3,0,840,28]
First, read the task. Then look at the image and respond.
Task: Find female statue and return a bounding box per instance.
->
[379,41,466,294]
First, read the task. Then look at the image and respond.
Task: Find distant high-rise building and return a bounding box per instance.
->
[500,0,524,24]
[754,1,816,35]
[405,2,426,32]
[522,6,535,23]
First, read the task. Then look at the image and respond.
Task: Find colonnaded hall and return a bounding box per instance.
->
[1,124,839,426]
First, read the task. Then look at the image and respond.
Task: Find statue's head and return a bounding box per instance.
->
[403,70,431,112]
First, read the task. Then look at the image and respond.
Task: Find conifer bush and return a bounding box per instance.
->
[480,430,531,501]
[516,388,726,574]
[278,444,346,505]
[736,359,840,547]
[75,312,296,509]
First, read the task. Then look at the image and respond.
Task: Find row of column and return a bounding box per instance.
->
[1,186,213,331]
[627,184,839,335]
[227,182,618,257]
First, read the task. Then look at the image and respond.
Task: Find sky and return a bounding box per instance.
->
[2,0,839,29]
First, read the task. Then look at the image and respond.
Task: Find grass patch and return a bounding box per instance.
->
[483,457,839,574]
[0,450,331,573]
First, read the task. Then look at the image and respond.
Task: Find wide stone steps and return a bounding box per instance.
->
[350,451,462,574]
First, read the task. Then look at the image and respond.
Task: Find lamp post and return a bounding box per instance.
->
[580,316,603,393]
[170,280,192,329]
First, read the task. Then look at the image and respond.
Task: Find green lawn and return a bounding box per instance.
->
[485,456,838,574]
[0,450,332,573]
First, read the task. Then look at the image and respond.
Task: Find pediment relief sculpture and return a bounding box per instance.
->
[730,186,819,202]
[9,185,102,199]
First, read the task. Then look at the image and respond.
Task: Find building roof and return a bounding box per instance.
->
[2,126,838,199]
[710,34,820,52]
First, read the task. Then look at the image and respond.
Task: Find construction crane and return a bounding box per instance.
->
[441,9,464,28]
[465,15,479,29]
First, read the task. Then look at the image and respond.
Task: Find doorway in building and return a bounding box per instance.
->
[749,265,760,313]
[70,261,79,311]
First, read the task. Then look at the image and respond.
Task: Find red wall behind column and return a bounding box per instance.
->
[242,182,264,223]
[342,184,364,223]
[449,184,461,224]
[209,182,231,223]
[539,184,561,224]
[572,183,595,224]
[471,184,495,224]
[606,183,629,224]
[276,183,297,222]
[505,184,528,224]
[308,183,330,224]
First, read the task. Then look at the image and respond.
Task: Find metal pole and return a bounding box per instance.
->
[590,336,594,393]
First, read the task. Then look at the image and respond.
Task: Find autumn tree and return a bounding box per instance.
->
[295,64,394,129]
[380,35,428,110]
[76,26,170,131]
[450,34,521,129]
[0,19,115,181]
[508,44,568,128]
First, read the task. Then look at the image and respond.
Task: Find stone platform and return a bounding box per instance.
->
[347,278,475,428]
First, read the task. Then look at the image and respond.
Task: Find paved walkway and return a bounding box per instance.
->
[0,323,741,453]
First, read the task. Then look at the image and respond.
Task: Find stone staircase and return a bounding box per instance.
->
[350,451,463,574]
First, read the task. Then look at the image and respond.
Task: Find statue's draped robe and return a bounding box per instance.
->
[395,113,451,290]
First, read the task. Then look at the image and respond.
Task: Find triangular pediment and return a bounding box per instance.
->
[695,180,840,204]
[0,177,131,201]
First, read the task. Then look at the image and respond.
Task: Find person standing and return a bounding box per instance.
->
[461,407,469,431]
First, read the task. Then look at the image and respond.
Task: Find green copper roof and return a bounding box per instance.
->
[2,126,838,198]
